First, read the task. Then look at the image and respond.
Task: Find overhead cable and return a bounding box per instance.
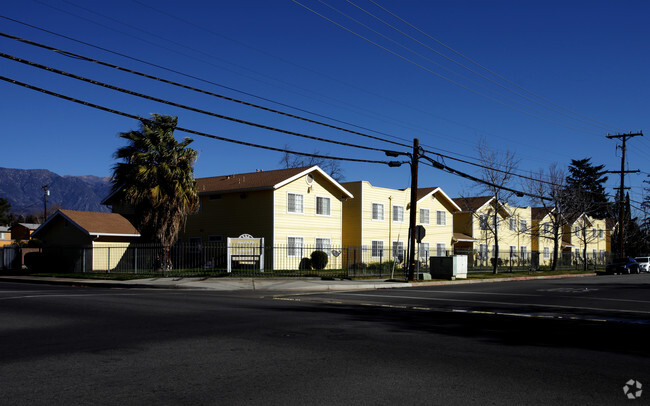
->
[0,75,391,165]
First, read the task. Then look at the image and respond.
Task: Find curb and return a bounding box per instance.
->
[0,272,597,292]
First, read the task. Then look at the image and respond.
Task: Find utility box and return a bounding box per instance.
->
[430,255,468,280]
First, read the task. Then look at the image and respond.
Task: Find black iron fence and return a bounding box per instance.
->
[4,243,612,277]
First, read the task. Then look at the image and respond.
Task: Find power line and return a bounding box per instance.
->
[0,16,576,176]
[325,0,615,134]
[1,30,569,187]
[0,15,410,146]
[1,52,399,155]
[291,0,606,136]
[0,75,390,165]
[364,0,625,134]
[0,31,410,149]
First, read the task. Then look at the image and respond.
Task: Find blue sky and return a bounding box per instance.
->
[1,0,649,212]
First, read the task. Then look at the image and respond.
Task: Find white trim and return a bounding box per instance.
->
[370,240,384,258]
[419,208,430,225]
[286,192,304,214]
[371,202,385,221]
[273,166,354,198]
[417,187,462,212]
[392,205,405,223]
[315,195,332,217]
[435,210,446,226]
[287,236,304,257]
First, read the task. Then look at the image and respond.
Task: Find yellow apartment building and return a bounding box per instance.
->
[341,181,460,266]
[181,166,353,270]
[453,196,532,267]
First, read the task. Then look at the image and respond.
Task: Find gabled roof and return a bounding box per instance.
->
[531,206,556,221]
[453,196,512,216]
[196,165,353,198]
[453,196,493,212]
[33,209,140,238]
[565,212,594,227]
[416,187,462,212]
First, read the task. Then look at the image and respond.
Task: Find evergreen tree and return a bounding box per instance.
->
[565,158,611,218]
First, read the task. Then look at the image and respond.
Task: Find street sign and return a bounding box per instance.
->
[415,225,426,243]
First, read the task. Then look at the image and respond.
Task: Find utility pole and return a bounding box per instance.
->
[407,138,420,281]
[385,138,421,281]
[42,184,49,223]
[606,131,642,257]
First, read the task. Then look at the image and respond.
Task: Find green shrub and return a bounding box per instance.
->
[310,250,328,270]
[299,257,312,271]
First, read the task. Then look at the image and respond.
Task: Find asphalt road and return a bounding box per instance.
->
[284,273,650,323]
[0,277,648,405]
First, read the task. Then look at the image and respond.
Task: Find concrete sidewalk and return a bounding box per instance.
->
[0,273,596,292]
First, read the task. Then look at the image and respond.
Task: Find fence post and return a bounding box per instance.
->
[134,246,138,275]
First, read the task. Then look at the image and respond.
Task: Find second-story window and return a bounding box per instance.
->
[316,196,330,216]
[509,218,517,232]
[436,210,446,226]
[520,219,527,232]
[393,205,404,222]
[287,193,304,214]
[479,214,488,230]
[372,203,384,220]
[419,208,430,224]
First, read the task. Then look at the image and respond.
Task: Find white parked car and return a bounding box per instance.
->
[636,257,650,273]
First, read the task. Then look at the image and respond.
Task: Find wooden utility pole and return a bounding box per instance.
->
[606,131,642,257]
[41,184,49,222]
[407,138,420,281]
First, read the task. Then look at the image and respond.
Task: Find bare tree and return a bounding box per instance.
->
[476,138,520,274]
[279,148,344,182]
[526,163,566,270]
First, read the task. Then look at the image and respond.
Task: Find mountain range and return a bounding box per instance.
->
[0,167,112,217]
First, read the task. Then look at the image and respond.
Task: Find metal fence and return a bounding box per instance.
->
[8,243,612,277]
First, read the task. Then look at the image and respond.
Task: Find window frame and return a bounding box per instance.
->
[315,196,331,216]
[287,192,304,214]
[419,208,430,225]
[393,205,405,223]
[436,210,446,226]
[371,240,384,258]
[287,236,304,257]
[371,203,384,221]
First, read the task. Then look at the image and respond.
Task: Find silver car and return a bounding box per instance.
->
[636,257,650,273]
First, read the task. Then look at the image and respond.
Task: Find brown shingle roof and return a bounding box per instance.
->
[453,196,493,212]
[58,209,139,236]
[196,166,314,194]
[531,207,553,220]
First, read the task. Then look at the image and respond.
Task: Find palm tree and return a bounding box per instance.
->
[111,114,199,270]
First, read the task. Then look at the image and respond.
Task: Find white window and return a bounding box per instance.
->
[0,233,4,239]
[592,229,597,238]
[393,205,404,222]
[509,218,517,232]
[599,229,604,239]
[436,210,446,226]
[287,193,304,214]
[520,219,527,232]
[419,243,430,259]
[419,208,430,224]
[316,196,331,216]
[493,216,500,230]
[315,237,331,254]
[520,246,528,260]
[509,246,517,258]
[543,223,550,234]
[574,226,580,236]
[436,243,446,257]
[544,247,550,259]
[372,203,384,221]
[392,241,404,259]
[287,236,303,257]
[479,214,488,230]
[575,248,580,258]
[371,240,384,258]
